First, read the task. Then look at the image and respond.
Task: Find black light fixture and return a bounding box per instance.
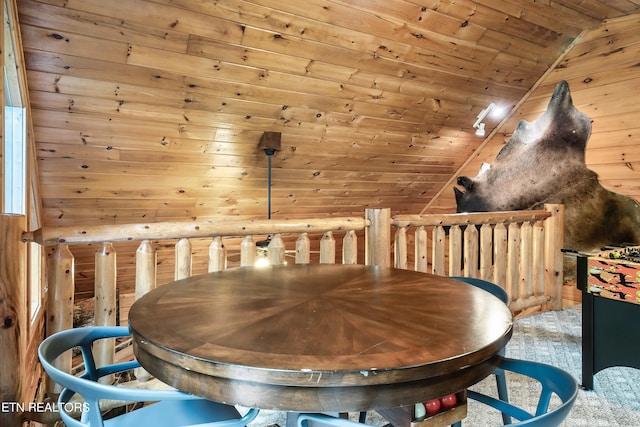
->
[256,132,281,255]
[258,132,281,220]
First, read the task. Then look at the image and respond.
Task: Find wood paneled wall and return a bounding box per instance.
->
[17,1,640,304]
[19,0,640,229]
[424,14,640,214]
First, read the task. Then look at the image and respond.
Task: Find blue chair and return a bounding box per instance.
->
[450,276,509,305]
[297,413,376,427]
[38,326,259,427]
[451,276,511,424]
[455,358,578,426]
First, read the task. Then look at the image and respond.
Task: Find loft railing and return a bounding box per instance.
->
[20,204,564,389]
[24,214,371,391]
[391,204,564,313]
[23,205,566,328]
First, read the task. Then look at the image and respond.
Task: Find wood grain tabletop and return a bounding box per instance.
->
[129,264,512,411]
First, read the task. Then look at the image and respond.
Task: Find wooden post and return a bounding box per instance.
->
[208,236,226,272]
[46,244,74,393]
[320,231,336,264]
[296,233,311,264]
[94,242,116,382]
[544,204,565,310]
[240,235,256,267]
[342,230,358,265]
[175,238,192,279]
[365,208,391,267]
[135,240,156,382]
[0,215,26,427]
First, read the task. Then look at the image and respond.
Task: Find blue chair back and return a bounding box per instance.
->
[465,357,578,426]
[450,276,509,304]
[39,326,259,427]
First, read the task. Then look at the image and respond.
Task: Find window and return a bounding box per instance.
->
[3,0,43,323]
[4,105,26,214]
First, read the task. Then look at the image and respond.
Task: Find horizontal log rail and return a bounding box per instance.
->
[391,209,552,228]
[22,217,368,246]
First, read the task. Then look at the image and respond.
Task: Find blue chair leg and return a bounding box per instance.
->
[450,370,511,426]
[495,369,512,425]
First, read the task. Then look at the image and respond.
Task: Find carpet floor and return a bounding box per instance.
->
[247,305,640,427]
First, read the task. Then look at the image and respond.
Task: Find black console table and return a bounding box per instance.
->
[576,250,640,390]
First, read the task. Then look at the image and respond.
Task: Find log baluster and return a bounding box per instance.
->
[46,244,74,393]
[296,233,311,264]
[175,238,192,279]
[479,224,493,281]
[320,231,336,264]
[414,226,427,273]
[342,230,358,265]
[432,225,446,275]
[94,242,116,383]
[208,236,226,272]
[136,240,156,298]
[135,240,156,381]
[449,225,462,276]
[506,223,521,303]
[519,222,534,300]
[493,222,508,295]
[268,234,285,265]
[463,225,479,277]
[240,235,256,267]
[533,221,546,296]
[394,226,407,269]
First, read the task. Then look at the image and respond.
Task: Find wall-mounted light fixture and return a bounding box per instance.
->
[473,103,495,136]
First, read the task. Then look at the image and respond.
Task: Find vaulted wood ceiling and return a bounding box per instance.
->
[17,0,640,228]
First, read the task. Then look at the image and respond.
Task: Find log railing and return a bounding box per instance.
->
[22,205,565,391]
[24,213,371,391]
[391,204,564,313]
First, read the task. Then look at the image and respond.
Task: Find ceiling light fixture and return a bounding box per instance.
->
[255,132,281,266]
[473,103,495,136]
[258,131,281,221]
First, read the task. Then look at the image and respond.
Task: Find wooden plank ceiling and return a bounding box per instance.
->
[17,0,640,227]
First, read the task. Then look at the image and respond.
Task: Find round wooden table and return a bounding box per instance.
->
[128,264,512,412]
